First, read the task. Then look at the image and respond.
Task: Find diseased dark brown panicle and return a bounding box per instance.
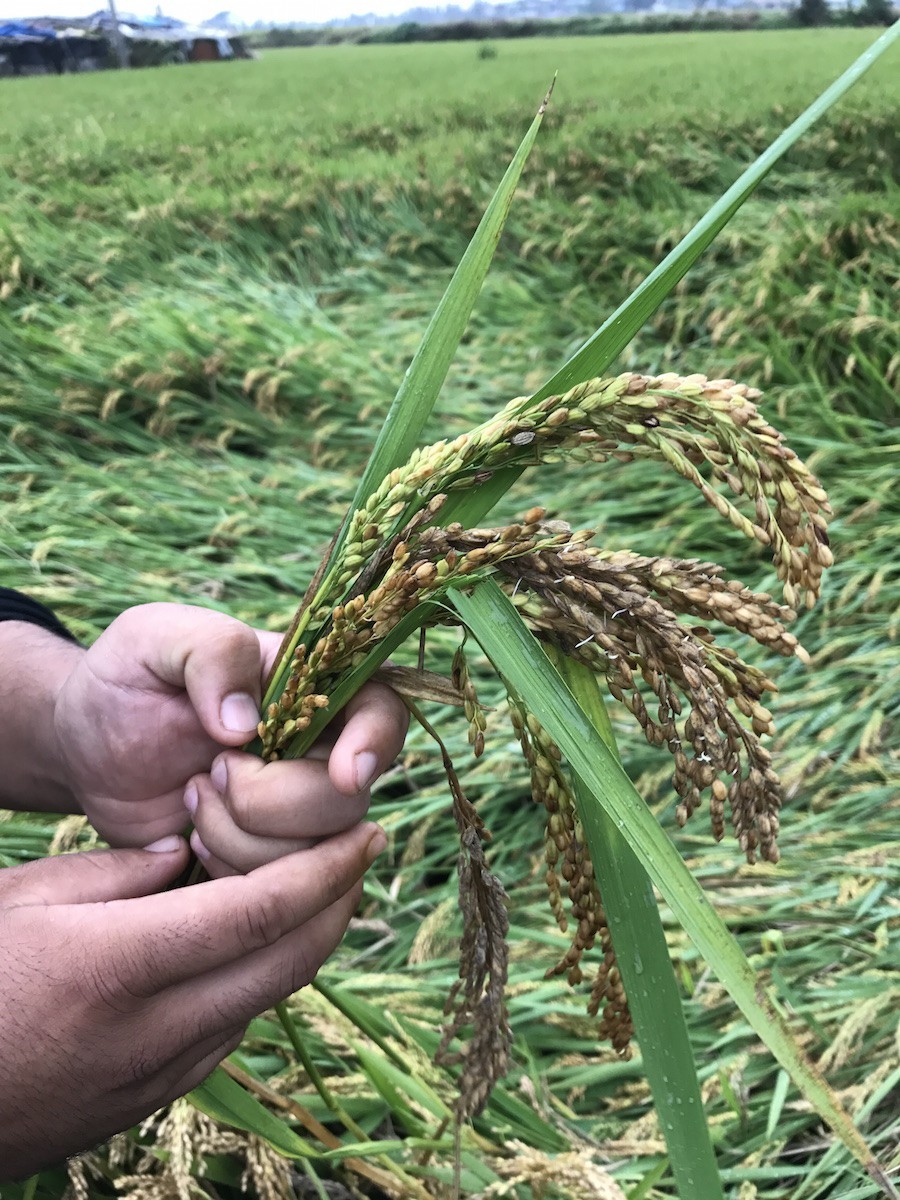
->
[509,696,634,1055]
[256,371,832,1099]
[430,736,512,1122]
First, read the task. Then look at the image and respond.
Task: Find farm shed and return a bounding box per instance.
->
[86,10,252,66]
[0,11,251,74]
[0,21,106,75]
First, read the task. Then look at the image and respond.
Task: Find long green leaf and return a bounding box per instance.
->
[551,648,724,1200]
[189,1067,315,1160]
[272,29,899,706]
[335,79,554,555]
[352,1041,448,1130]
[530,22,899,402]
[263,87,551,705]
[437,23,899,536]
[451,579,895,1195]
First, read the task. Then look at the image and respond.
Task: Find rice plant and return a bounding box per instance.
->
[2,23,899,1200]
[184,26,897,1198]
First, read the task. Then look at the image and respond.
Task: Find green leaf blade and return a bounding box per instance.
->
[451,579,891,1188]
[264,86,551,703]
[337,80,554,553]
[189,1066,316,1160]
[435,24,900,538]
[532,22,900,401]
[551,648,725,1200]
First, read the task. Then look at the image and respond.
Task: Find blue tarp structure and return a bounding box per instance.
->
[130,13,184,26]
[1,9,247,72]
[87,9,186,31]
[0,21,57,40]
[0,20,107,75]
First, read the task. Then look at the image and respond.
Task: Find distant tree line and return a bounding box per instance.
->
[250,2,895,48]
[796,0,893,22]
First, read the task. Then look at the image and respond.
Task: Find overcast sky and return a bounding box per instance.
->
[2,0,411,21]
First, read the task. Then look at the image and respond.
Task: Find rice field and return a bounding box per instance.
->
[1,28,899,1200]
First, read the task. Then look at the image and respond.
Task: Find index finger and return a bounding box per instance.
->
[91,822,386,996]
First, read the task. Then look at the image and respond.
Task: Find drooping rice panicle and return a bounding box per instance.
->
[326,373,832,624]
[253,371,831,1074]
[508,695,634,1054]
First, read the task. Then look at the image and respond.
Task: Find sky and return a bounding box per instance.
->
[1,0,413,21]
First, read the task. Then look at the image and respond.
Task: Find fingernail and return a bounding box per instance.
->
[190,830,210,862]
[355,751,379,792]
[184,782,199,816]
[365,827,387,865]
[220,691,259,733]
[210,757,227,794]
[144,835,184,854]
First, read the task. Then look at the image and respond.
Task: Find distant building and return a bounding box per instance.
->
[0,20,107,75]
[0,10,253,74]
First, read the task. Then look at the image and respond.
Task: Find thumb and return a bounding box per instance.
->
[114,602,264,745]
[0,838,189,908]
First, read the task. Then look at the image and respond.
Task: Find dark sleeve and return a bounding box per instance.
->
[0,588,81,645]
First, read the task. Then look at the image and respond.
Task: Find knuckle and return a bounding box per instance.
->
[225,773,257,833]
[76,950,145,1016]
[210,616,255,659]
[278,944,313,997]
[116,601,170,632]
[233,885,293,954]
[79,919,182,1009]
[299,860,340,908]
[124,1036,167,1086]
[260,944,314,1008]
[128,1069,178,1117]
[177,1001,235,1053]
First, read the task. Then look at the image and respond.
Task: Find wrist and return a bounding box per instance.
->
[0,622,85,813]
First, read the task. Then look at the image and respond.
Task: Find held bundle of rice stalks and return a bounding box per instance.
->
[195,28,900,1200]
[260,370,827,1068]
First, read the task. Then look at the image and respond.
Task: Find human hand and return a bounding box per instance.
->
[0,825,384,1180]
[185,680,407,876]
[51,603,408,854]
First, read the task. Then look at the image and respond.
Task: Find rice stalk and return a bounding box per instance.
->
[226,328,900,1194]
[245,370,831,1123]
[3,32,897,1195]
